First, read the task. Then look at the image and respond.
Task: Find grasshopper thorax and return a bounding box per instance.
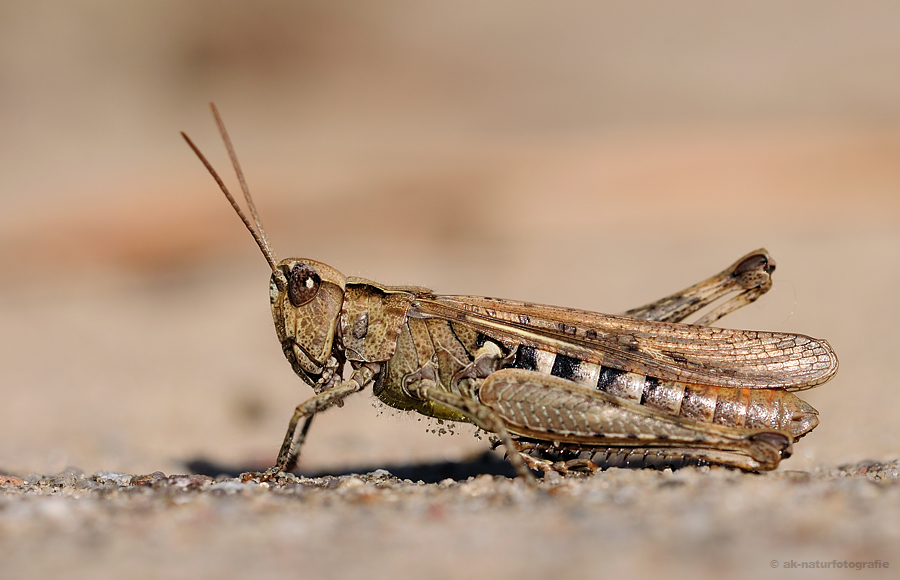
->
[270,258,347,384]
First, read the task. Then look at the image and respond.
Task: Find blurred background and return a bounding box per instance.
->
[1,0,898,477]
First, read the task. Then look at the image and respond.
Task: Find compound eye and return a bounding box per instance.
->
[287,262,321,307]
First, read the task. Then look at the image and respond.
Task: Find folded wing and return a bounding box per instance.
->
[413,295,838,390]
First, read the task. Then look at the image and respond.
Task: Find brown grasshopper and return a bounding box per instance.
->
[183,104,838,484]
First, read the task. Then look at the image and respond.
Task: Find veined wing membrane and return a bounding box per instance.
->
[413,295,838,390]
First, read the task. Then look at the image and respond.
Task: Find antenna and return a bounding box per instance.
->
[181,105,283,282]
[209,103,276,265]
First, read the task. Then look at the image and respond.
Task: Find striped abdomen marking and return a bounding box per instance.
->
[511,346,817,439]
[513,346,601,385]
[597,371,817,438]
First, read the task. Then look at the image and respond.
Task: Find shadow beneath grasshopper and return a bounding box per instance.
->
[185,450,518,484]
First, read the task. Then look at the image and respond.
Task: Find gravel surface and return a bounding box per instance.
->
[2,461,898,579]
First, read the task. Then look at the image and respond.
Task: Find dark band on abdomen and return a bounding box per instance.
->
[513,345,538,371]
[551,354,581,381]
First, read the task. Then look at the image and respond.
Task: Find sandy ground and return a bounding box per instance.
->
[1,2,899,578]
[1,462,898,579]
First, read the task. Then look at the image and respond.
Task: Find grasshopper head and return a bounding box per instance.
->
[183,105,348,388]
[270,258,347,384]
